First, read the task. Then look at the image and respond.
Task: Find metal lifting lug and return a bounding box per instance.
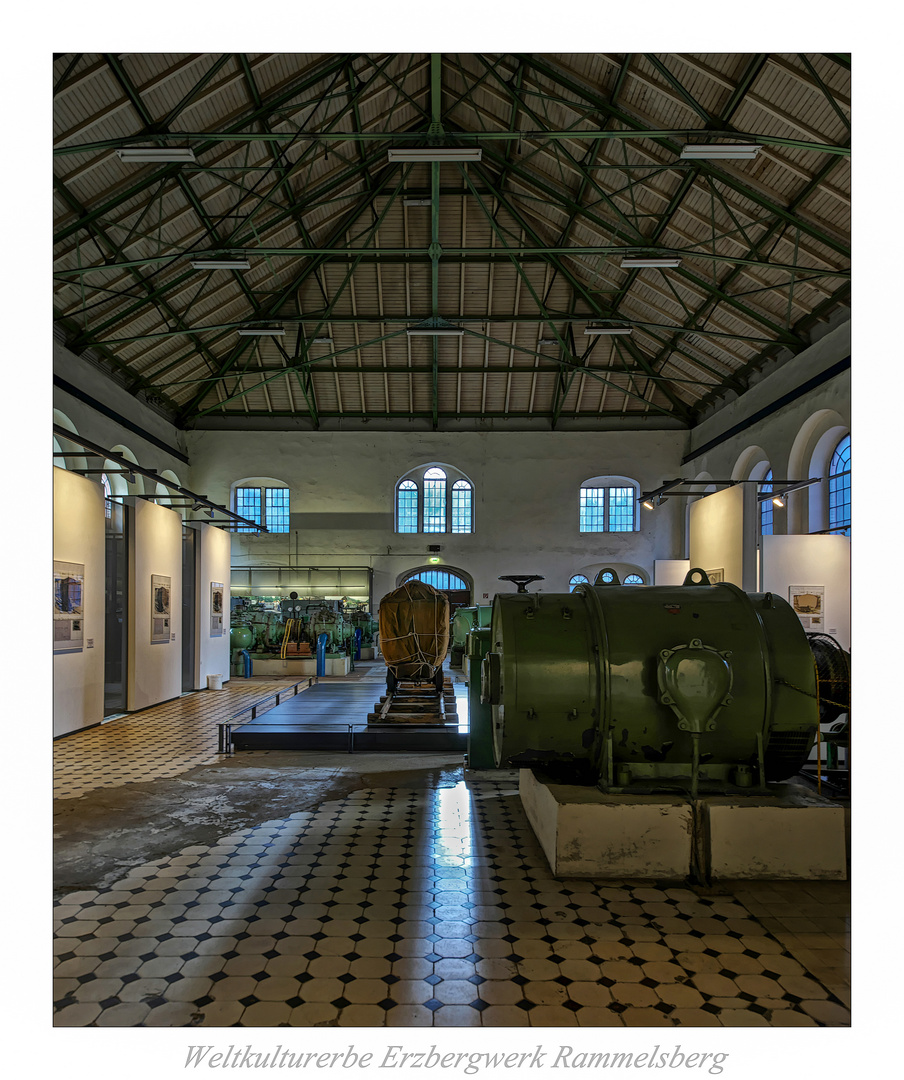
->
[562,607,572,620]
[524,606,535,619]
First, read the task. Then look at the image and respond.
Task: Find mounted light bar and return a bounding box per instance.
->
[237,327,285,336]
[585,326,632,335]
[308,337,333,344]
[406,327,465,336]
[642,499,655,511]
[117,147,196,163]
[190,259,250,270]
[620,256,682,268]
[388,148,482,162]
[537,339,560,346]
[403,198,433,206]
[680,143,762,160]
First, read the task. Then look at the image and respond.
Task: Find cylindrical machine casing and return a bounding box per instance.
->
[483,579,818,789]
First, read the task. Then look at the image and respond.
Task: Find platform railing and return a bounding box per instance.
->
[217,677,316,756]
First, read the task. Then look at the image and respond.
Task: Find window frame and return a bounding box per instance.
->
[760,469,774,536]
[828,434,851,535]
[395,464,474,534]
[578,476,639,533]
[233,482,291,533]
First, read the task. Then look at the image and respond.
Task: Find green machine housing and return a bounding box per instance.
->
[480,569,819,794]
[450,605,493,668]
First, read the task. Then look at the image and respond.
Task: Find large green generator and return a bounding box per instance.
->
[480,569,819,795]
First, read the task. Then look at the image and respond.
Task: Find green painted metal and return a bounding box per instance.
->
[450,605,493,656]
[481,573,819,793]
[466,626,496,769]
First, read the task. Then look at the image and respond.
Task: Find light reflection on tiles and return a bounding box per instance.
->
[54,771,851,1028]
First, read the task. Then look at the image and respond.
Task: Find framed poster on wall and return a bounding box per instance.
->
[54,560,84,652]
[151,574,172,643]
[705,568,725,583]
[789,585,825,630]
[210,582,224,636]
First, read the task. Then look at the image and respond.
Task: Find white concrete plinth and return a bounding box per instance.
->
[519,769,692,879]
[327,656,350,676]
[519,770,847,880]
[707,794,847,880]
[360,647,375,660]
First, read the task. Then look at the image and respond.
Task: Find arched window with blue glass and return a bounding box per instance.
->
[760,469,774,535]
[828,434,851,535]
[569,574,589,592]
[395,464,474,534]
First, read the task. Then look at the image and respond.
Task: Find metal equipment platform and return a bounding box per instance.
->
[229,679,469,752]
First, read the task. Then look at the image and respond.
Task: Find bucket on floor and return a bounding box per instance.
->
[207,674,225,691]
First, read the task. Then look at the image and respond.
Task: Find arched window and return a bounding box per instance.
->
[407,569,469,591]
[624,573,644,585]
[579,476,639,532]
[395,464,474,534]
[101,472,112,520]
[828,435,851,535]
[397,480,418,533]
[232,478,290,533]
[569,574,589,592]
[760,469,774,536]
[423,468,447,533]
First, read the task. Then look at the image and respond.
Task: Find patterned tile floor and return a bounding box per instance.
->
[53,670,850,1028]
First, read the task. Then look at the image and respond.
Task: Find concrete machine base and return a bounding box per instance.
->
[520,768,847,881]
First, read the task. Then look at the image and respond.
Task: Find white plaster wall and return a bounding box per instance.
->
[53,343,189,472]
[53,468,105,736]
[683,321,850,538]
[194,522,232,689]
[688,485,757,590]
[184,429,689,604]
[761,534,851,650]
[128,501,183,710]
[654,559,691,585]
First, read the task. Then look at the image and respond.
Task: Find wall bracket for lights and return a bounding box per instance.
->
[638,476,821,507]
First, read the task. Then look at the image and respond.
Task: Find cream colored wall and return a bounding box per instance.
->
[195,522,232,688]
[128,500,183,710]
[688,484,757,590]
[53,468,106,736]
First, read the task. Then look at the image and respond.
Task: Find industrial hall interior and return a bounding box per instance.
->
[51,50,853,1034]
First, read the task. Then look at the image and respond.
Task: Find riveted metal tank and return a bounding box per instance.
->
[308,607,345,649]
[481,569,819,794]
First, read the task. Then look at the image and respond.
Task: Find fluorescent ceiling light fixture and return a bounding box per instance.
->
[308,337,333,344]
[404,198,433,206]
[388,148,482,162]
[190,259,250,270]
[680,143,762,160]
[584,326,632,335]
[117,147,196,163]
[620,256,682,268]
[237,327,285,336]
[537,339,560,346]
[406,327,465,336]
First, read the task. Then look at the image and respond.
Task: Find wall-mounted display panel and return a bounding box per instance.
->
[789,585,826,631]
[151,574,172,643]
[54,560,84,652]
[210,582,224,635]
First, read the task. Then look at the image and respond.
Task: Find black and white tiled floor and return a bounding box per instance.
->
[53,767,850,1027]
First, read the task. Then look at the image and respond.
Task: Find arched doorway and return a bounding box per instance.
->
[398,566,472,614]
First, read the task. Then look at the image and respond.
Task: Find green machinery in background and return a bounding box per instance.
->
[465,626,495,768]
[480,568,821,796]
[450,605,492,668]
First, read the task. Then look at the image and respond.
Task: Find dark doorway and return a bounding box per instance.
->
[182,526,197,692]
[103,500,128,716]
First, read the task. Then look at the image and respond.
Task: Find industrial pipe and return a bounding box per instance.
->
[316,633,329,677]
